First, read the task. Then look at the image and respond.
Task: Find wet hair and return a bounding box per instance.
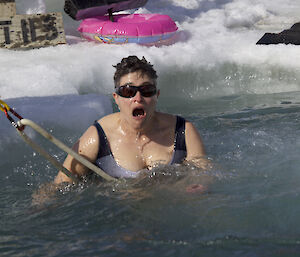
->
[113,56,158,87]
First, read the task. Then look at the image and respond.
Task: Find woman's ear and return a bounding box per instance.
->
[113,92,119,105]
[157,89,160,98]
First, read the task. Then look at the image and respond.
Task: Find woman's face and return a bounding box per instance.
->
[113,71,159,131]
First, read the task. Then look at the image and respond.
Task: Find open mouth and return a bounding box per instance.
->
[132,108,145,117]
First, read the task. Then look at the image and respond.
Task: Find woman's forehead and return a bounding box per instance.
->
[120,71,152,85]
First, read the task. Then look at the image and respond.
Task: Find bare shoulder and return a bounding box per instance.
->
[75,125,99,159]
[185,120,200,134]
[156,114,206,158]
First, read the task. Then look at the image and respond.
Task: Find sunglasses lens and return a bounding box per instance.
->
[140,85,157,97]
[118,86,137,98]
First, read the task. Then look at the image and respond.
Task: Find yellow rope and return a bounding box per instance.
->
[0,100,10,112]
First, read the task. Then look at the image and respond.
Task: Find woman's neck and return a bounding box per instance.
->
[118,112,158,138]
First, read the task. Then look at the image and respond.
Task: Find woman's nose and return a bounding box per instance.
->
[133,91,143,102]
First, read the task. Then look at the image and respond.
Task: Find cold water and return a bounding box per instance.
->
[1,0,300,256]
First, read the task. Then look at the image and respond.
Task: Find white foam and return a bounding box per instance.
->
[224,1,269,29]
[1,0,300,100]
[171,0,200,9]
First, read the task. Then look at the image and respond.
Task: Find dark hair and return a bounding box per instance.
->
[113,56,158,87]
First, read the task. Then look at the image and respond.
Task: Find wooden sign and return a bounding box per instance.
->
[0,1,66,49]
[0,0,16,17]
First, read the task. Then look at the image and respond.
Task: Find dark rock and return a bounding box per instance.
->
[257,22,300,45]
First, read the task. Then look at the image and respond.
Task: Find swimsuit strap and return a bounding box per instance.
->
[169,116,187,164]
[94,121,112,158]
[174,116,187,152]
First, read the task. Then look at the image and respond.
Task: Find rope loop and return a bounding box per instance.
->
[0,99,25,131]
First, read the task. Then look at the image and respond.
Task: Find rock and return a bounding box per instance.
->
[256,22,300,45]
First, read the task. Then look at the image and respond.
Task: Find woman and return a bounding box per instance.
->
[54,56,206,184]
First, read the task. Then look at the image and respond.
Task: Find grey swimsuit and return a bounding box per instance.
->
[94,116,187,178]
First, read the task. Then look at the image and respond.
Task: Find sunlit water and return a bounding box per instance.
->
[1,0,300,256]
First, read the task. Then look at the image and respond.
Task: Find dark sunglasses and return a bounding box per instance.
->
[116,83,157,98]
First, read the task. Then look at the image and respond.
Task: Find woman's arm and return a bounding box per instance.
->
[32,126,99,205]
[185,121,211,170]
[184,121,213,193]
[54,125,99,184]
[185,121,206,159]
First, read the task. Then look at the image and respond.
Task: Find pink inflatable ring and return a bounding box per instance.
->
[78,13,178,46]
